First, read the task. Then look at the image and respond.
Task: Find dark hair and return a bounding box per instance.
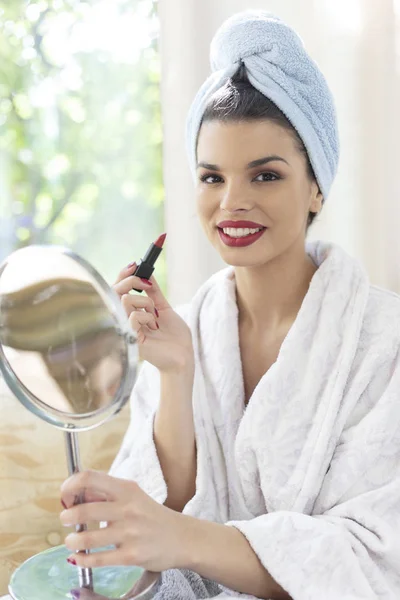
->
[201,66,320,228]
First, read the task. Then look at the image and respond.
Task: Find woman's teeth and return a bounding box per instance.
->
[222,227,262,237]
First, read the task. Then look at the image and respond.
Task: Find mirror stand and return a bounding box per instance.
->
[64,430,94,591]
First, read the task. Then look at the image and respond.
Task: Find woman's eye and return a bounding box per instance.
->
[254,172,280,182]
[200,174,223,184]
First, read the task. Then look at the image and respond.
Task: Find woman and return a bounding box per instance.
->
[59,11,400,600]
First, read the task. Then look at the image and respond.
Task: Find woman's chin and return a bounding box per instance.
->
[215,242,279,268]
[218,251,273,268]
[225,259,268,268]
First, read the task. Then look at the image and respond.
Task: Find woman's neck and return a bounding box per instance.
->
[234,244,317,334]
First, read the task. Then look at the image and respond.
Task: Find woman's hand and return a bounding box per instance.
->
[60,470,186,572]
[113,263,194,374]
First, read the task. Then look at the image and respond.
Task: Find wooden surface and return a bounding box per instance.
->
[0,377,130,596]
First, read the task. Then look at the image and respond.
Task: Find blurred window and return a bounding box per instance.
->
[0,0,165,289]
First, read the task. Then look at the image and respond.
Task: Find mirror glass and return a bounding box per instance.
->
[0,245,138,430]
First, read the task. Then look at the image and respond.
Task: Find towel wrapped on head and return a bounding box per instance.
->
[186,10,340,200]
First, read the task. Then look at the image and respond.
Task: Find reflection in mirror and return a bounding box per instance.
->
[0,276,126,415]
[0,246,137,428]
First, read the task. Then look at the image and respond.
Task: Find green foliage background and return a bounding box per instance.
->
[0,0,166,290]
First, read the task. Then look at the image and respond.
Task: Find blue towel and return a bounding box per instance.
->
[186,10,340,200]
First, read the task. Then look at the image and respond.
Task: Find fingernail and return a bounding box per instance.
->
[155,308,159,318]
[67,557,77,566]
[71,590,80,600]
[127,261,136,269]
[140,278,152,285]
[61,499,67,509]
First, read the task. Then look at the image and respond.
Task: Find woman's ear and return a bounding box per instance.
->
[310,181,323,214]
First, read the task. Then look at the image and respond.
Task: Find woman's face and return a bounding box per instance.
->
[196,119,322,268]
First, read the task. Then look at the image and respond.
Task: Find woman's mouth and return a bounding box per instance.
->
[217,226,267,247]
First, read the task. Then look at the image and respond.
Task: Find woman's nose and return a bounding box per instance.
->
[219,182,253,212]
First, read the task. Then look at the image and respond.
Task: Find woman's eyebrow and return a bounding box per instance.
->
[247,155,289,168]
[197,155,289,171]
[197,161,220,170]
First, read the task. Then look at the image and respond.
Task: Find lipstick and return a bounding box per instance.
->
[132,233,166,293]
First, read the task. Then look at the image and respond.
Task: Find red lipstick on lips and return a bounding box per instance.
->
[217,220,267,248]
[132,233,166,293]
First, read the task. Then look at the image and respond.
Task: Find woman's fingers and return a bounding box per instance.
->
[61,500,123,527]
[113,261,137,286]
[113,274,152,297]
[121,293,157,319]
[60,470,138,508]
[129,308,159,333]
[65,522,121,552]
[114,266,169,308]
[144,274,170,311]
[113,261,170,315]
[62,490,108,507]
[67,548,131,569]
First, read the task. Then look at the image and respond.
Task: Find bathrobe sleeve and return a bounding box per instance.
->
[109,354,227,522]
[226,359,400,600]
[109,303,192,504]
[108,358,168,504]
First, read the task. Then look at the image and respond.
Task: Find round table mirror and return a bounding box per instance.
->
[0,245,160,600]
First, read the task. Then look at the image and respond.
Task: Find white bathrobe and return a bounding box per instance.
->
[110,241,400,600]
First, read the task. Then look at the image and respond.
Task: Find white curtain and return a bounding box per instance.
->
[159,0,400,305]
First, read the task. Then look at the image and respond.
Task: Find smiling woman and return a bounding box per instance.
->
[195,118,321,405]
[199,67,318,228]
[196,119,322,261]
[50,9,400,600]
[2,6,400,600]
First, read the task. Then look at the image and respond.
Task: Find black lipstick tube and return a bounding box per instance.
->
[132,235,165,293]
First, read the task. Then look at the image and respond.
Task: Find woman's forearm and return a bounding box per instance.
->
[179,515,292,600]
[154,365,197,512]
